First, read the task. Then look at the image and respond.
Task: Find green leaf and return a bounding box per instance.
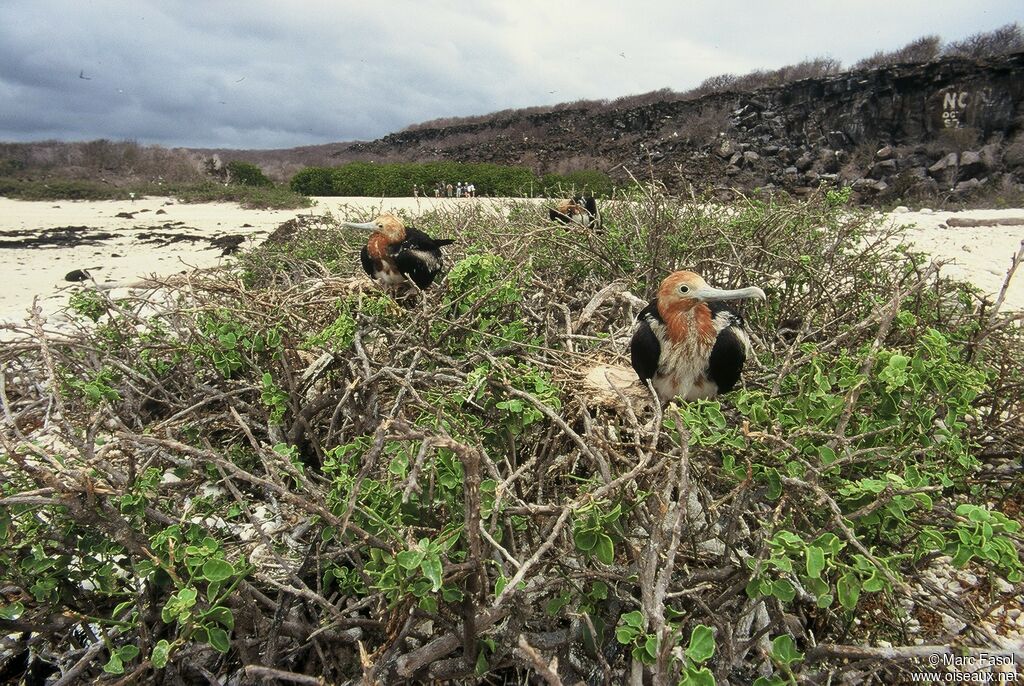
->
[151,640,171,669]
[772,579,796,602]
[770,634,804,666]
[644,635,658,659]
[682,665,716,686]
[594,534,615,565]
[208,627,230,654]
[201,558,234,583]
[204,606,235,629]
[494,575,507,597]
[806,546,825,579]
[685,624,716,663]
[622,610,644,628]
[475,648,489,675]
[573,529,598,551]
[862,573,886,593]
[103,654,125,675]
[396,550,424,570]
[119,645,140,661]
[615,626,636,645]
[837,573,861,610]
[813,532,844,555]
[0,602,24,620]
[420,555,443,591]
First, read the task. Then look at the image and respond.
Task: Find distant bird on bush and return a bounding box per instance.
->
[342,214,455,289]
[549,196,600,229]
[630,270,765,404]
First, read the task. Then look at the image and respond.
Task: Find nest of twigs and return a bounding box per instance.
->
[2,190,1023,685]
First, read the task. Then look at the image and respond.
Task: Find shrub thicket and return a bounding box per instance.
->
[289,161,613,197]
[1,189,1021,684]
[225,160,273,187]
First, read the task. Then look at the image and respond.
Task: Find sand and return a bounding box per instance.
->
[884,206,1024,312]
[1,196,1022,335]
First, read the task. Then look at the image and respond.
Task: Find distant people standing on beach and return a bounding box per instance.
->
[446,182,453,197]
[456,182,463,197]
[412,184,419,197]
[467,183,476,197]
[434,183,441,197]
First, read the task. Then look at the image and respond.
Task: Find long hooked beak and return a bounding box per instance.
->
[342,220,378,231]
[695,284,767,302]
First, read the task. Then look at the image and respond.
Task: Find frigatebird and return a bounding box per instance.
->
[630,270,765,403]
[549,196,600,230]
[342,214,454,289]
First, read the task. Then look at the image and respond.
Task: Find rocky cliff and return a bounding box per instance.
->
[327,52,1024,201]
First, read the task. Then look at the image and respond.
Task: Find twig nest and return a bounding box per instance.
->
[581,363,652,410]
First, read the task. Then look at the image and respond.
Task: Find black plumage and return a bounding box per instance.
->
[630,302,662,382]
[549,196,599,229]
[628,270,764,403]
[346,214,455,290]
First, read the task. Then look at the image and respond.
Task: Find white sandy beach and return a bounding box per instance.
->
[884,207,1024,310]
[1,196,1022,334]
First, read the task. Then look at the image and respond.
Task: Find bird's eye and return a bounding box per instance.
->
[678,285,690,294]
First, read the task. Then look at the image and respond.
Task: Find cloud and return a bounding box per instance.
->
[0,0,1019,148]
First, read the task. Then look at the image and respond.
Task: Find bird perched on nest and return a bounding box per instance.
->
[549,196,600,229]
[342,214,455,289]
[630,270,765,404]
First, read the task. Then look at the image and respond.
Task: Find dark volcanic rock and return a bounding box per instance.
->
[0,226,118,249]
[279,52,1024,201]
[870,159,898,179]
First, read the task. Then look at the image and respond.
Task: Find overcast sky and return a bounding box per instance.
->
[0,1,1020,150]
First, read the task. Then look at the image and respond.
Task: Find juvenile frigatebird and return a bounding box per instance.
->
[549,196,600,230]
[342,214,454,289]
[630,270,765,404]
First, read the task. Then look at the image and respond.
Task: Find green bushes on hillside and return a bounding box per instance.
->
[226,161,273,187]
[289,161,613,197]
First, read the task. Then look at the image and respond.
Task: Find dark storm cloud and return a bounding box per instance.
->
[0,0,1020,149]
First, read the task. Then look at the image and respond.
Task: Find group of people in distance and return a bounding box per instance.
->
[412,182,477,198]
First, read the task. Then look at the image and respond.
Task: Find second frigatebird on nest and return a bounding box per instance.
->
[342,213,455,289]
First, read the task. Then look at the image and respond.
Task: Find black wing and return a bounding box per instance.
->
[359,245,375,278]
[629,302,662,381]
[706,304,748,394]
[402,227,454,251]
[582,196,597,216]
[392,228,453,289]
[393,250,439,288]
[582,196,599,228]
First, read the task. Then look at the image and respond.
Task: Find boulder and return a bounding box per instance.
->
[957,150,986,179]
[875,145,895,160]
[928,152,958,178]
[953,178,983,193]
[869,159,898,179]
[853,178,888,193]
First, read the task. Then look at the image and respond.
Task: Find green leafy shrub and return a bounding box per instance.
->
[2,189,1021,684]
